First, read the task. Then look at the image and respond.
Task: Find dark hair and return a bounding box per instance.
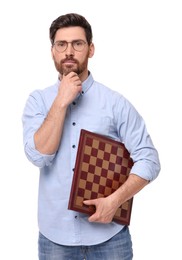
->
[49,13,93,45]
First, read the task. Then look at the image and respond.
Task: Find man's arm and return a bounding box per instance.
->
[34,72,82,154]
[83,173,149,224]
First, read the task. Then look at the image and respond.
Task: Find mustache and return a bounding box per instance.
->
[61,57,78,64]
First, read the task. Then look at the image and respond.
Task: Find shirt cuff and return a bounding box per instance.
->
[25,135,56,168]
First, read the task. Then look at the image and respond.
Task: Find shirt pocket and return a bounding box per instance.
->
[82,116,111,136]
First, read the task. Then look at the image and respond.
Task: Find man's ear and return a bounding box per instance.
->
[89,43,95,58]
[51,46,54,60]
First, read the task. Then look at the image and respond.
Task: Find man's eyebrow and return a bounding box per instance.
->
[56,39,85,42]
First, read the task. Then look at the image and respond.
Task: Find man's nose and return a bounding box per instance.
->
[65,42,74,55]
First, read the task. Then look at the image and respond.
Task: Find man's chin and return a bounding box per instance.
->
[62,68,78,76]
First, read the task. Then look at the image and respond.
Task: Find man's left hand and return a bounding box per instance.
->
[83,196,118,224]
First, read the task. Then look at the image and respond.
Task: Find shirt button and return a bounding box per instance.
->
[72,101,76,105]
[72,145,76,148]
[72,122,76,126]
[75,215,78,219]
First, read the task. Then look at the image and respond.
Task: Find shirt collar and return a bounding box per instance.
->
[81,71,94,95]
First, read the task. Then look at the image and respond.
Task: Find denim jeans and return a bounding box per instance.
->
[38,226,133,260]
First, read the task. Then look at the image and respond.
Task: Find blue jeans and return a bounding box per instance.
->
[38,226,133,260]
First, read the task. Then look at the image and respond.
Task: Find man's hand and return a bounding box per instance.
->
[83,174,149,224]
[58,72,82,108]
[83,196,118,224]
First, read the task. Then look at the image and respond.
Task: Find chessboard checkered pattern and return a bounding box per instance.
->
[68,129,134,225]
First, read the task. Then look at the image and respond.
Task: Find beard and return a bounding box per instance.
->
[53,54,89,76]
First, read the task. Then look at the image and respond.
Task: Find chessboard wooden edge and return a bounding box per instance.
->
[68,129,134,225]
[68,129,86,212]
[69,196,133,225]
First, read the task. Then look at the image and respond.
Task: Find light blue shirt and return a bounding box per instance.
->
[22,73,160,245]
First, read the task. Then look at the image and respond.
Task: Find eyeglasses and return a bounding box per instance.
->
[53,40,87,53]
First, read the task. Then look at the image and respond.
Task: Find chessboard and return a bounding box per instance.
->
[68,129,134,225]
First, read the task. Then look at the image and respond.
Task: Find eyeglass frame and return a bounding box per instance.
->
[52,39,87,53]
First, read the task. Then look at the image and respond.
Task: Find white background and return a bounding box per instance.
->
[0,0,181,259]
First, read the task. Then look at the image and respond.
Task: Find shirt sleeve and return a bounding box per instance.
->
[22,90,56,168]
[115,95,161,182]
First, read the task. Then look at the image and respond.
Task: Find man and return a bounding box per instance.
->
[22,13,160,260]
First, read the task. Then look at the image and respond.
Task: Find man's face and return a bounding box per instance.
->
[51,26,94,78]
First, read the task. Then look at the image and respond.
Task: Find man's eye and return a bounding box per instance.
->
[75,41,82,46]
[57,42,66,47]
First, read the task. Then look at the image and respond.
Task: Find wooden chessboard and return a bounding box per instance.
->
[68,129,134,225]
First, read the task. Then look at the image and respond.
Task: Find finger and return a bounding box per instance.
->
[67,72,78,78]
[74,79,82,87]
[88,213,97,222]
[83,199,97,206]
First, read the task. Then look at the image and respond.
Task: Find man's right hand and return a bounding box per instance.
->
[58,72,82,108]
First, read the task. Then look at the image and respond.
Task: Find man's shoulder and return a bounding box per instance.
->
[30,81,59,98]
[93,80,125,101]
